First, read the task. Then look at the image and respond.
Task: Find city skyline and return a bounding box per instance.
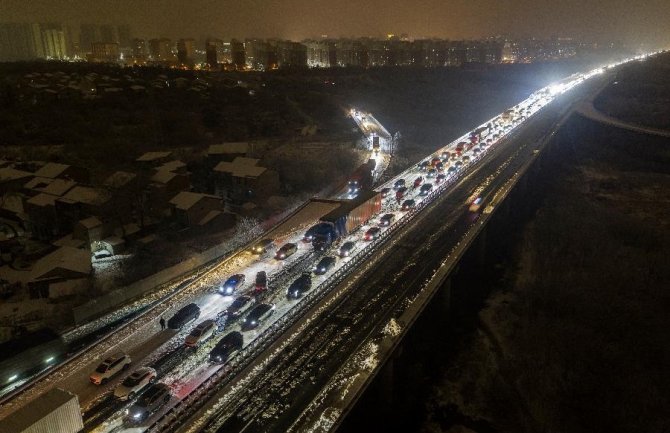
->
[1,0,669,47]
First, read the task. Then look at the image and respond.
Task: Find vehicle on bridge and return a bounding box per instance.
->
[242,304,275,329]
[393,178,406,189]
[0,328,66,388]
[338,241,357,257]
[402,199,416,211]
[286,273,313,299]
[114,367,156,401]
[420,183,433,196]
[125,383,171,424]
[372,135,380,154]
[225,295,255,320]
[89,353,131,385]
[250,238,274,255]
[364,226,381,241]
[275,243,298,260]
[347,159,376,195]
[314,256,337,275]
[167,303,200,330]
[185,320,216,347]
[395,186,408,202]
[413,176,424,188]
[209,331,243,363]
[311,191,382,251]
[379,213,395,227]
[220,274,246,295]
[254,271,267,292]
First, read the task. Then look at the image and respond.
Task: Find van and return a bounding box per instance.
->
[167,303,200,330]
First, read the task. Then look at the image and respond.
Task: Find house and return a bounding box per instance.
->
[135,151,172,167]
[73,216,105,246]
[55,186,111,232]
[155,160,188,174]
[207,142,249,162]
[213,157,279,207]
[25,193,60,240]
[33,162,89,183]
[147,169,191,217]
[103,171,138,191]
[0,167,33,195]
[23,176,76,198]
[169,191,226,226]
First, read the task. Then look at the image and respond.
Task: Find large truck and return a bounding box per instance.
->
[346,159,376,195]
[0,328,67,388]
[312,190,382,251]
[372,135,380,154]
[0,388,84,433]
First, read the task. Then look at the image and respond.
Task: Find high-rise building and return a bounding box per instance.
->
[99,24,118,44]
[231,39,245,69]
[90,42,120,62]
[276,41,307,68]
[149,38,174,62]
[41,24,68,59]
[304,40,336,67]
[177,38,196,65]
[132,38,148,62]
[205,38,223,67]
[0,22,45,61]
[79,24,98,55]
[117,25,131,49]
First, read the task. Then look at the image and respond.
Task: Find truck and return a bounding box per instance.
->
[347,159,376,195]
[372,135,380,154]
[0,328,67,387]
[312,190,382,251]
[0,388,84,433]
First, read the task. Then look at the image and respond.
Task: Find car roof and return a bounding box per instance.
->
[196,319,214,329]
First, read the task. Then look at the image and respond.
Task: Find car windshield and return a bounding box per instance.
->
[190,329,203,337]
[230,298,246,309]
[122,375,142,387]
[95,364,109,373]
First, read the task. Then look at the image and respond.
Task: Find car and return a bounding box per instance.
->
[395,186,408,201]
[314,256,337,275]
[114,367,156,401]
[435,162,444,172]
[90,353,131,385]
[254,271,267,292]
[275,243,297,260]
[220,274,245,295]
[286,273,312,299]
[436,173,447,184]
[185,320,216,347]
[380,187,391,198]
[225,295,255,320]
[440,151,450,159]
[242,303,275,329]
[462,155,471,163]
[472,148,481,155]
[125,383,171,424]
[338,241,357,257]
[93,250,112,260]
[447,165,457,174]
[413,176,424,188]
[167,303,200,330]
[454,160,463,167]
[364,226,381,241]
[417,160,429,171]
[379,213,395,227]
[426,168,437,178]
[209,331,243,363]
[250,238,274,254]
[303,224,321,242]
[393,179,406,189]
[431,157,441,167]
[469,196,483,212]
[420,183,433,196]
[402,199,416,211]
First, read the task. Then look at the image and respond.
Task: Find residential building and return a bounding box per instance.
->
[177,38,196,65]
[169,191,224,226]
[149,38,174,62]
[213,157,279,207]
[34,162,90,183]
[207,142,249,162]
[90,42,120,63]
[231,39,245,69]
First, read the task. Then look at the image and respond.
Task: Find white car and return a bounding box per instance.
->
[185,319,216,347]
[90,353,131,385]
[114,367,157,400]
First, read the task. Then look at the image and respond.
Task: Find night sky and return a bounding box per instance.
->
[2,0,669,45]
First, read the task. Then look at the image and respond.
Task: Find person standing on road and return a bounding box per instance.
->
[159,317,166,330]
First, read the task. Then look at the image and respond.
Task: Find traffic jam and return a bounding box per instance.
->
[79,67,607,431]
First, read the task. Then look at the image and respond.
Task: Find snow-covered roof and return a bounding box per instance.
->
[151,169,177,184]
[199,210,222,226]
[169,191,220,210]
[104,171,136,188]
[78,216,102,229]
[0,388,81,433]
[157,160,187,172]
[136,151,172,162]
[0,167,32,182]
[207,142,249,155]
[60,186,110,206]
[214,157,267,178]
[31,246,91,280]
[34,162,70,179]
[24,176,75,196]
[26,193,58,207]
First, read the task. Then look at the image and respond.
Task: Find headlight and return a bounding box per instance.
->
[251,320,257,325]
[133,413,142,419]
[125,409,129,415]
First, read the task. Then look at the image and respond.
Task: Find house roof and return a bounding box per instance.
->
[207,142,249,156]
[24,177,75,196]
[157,160,187,172]
[27,193,58,207]
[31,246,91,280]
[60,186,110,206]
[34,162,70,179]
[214,157,267,178]
[151,170,177,184]
[198,210,222,226]
[0,388,81,433]
[169,191,220,210]
[78,216,102,229]
[104,171,137,188]
[0,167,32,183]
[136,151,172,162]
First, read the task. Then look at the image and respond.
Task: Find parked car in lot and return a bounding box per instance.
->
[185,320,216,347]
[242,303,275,329]
[209,331,243,363]
[393,178,406,189]
[379,213,395,227]
[402,199,416,211]
[125,383,171,424]
[167,303,200,330]
[420,183,433,196]
[286,273,312,299]
[225,295,255,320]
[254,271,267,292]
[251,238,274,254]
[114,367,156,401]
[364,226,381,241]
[220,274,245,295]
[275,243,297,260]
[314,256,337,275]
[338,241,357,257]
[90,353,131,385]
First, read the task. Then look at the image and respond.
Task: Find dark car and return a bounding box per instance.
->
[436,173,447,184]
[251,238,274,254]
[275,243,297,260]
[420,183,433,196]
[447,165,457,174]
[417,160,429,171]
[219,274,245,295]
[167,303,200,330]
[426,168,437,178]
[209,331,243,363]
[225,295,255,319]
[393,178,406,189]
[314,256,336,275]
[303,224,321,242]
[254,271,267,292]
[413,176,424,188]
[125,383,171,424]
[395,186,408,201]
[380,187,391,198]
[338,241,357,257]
[379,213,395,227]
[364,226,381,241]
[435,162,444,172]
[286,273,312,299]
[242,303,275,329]
[402,199,416,211]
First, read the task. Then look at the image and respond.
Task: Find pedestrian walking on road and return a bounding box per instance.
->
[159,317,166,330]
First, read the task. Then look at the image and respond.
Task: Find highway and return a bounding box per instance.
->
[0,54,654,432]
